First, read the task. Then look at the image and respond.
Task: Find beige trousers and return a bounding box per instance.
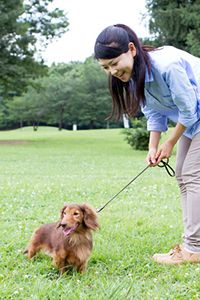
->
[176,131,200,252]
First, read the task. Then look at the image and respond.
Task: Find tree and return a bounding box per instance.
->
[73,57,112,129]
[146,0,200,55]
[6,59,115,130]
[0,0,69,95]
[7,86,46,129]
[43,74,74,130]
[45,59,113,129]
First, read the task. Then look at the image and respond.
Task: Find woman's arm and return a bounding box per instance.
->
[155,122,186,164]
[146,122,186,166]
[146,131,161,165]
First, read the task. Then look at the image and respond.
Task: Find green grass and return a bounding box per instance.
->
[0,126,199,300]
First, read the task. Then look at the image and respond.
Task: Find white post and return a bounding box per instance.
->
[73,124,77,131]
[123,114,130,128]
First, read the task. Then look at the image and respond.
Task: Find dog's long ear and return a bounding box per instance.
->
[81,204,100,231]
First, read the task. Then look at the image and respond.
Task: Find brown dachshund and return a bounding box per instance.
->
[24,203,99,273]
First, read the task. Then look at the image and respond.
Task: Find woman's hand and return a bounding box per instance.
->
[146,123,186,166]
[146,148,158,167]
[155,140,174,164]
[146,141,174,166]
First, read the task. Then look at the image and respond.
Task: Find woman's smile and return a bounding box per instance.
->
[98,47,135,82]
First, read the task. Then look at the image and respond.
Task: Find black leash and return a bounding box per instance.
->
[96,158,175,213]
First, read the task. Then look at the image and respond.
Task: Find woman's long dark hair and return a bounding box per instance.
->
[94,24,155,120]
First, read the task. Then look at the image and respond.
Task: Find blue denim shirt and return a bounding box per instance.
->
[141,46,200,138]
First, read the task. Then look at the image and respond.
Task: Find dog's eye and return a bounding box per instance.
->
[63,212,66,215]
[73,212,79,216]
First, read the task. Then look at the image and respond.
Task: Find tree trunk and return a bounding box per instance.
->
[58,105,64,131]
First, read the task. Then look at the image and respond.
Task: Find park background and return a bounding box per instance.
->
[1,1,200,299]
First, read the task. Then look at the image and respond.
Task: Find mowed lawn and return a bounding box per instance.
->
[0,127,199,300]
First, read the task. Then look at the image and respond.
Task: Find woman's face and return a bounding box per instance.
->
[98,42,136,82]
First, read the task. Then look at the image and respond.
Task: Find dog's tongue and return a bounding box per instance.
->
[63,225,77,236]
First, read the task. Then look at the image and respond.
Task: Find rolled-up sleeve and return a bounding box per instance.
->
[165,62,199,128]
[142,105,168,132]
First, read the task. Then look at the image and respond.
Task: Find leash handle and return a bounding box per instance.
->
[157,158,175,177]
[96,159,175,213]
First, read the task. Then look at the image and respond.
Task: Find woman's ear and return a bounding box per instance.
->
[128,42,136,57]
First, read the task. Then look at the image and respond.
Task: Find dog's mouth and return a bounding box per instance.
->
[62,224,79,236]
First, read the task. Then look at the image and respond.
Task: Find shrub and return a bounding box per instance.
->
[122,117,150,150]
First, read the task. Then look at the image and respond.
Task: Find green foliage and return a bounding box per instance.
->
[0,0,69,95]
[6,58,116,130]
[123,117,150,150]
[124,128,150,151]
[146,0,200,56]
[73,57,112,129]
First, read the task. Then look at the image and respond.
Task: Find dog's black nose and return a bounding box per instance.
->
[57,222,67,229]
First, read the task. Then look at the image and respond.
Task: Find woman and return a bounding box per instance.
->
[94,24,200,264]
